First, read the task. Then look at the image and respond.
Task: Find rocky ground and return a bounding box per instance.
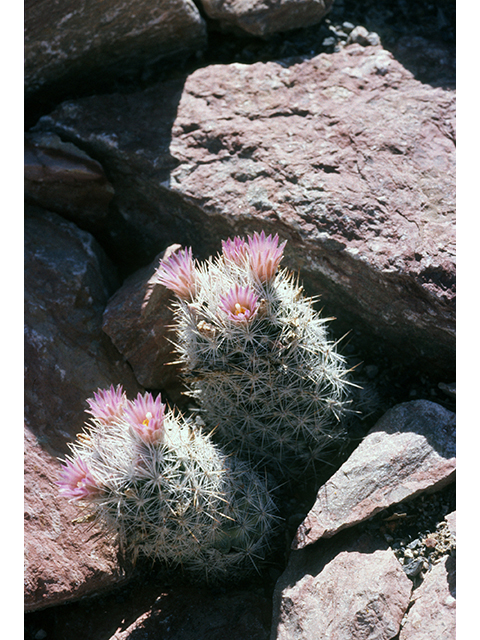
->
[25,0,455,638]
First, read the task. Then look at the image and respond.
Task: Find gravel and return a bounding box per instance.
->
[360,482,456,589]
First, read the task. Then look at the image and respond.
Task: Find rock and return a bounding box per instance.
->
[24,426,129,613]
[24,205,141,456]
[346,25,382,47]
[102,245,184,403]
[33,43,455,378]
[25,132,114,229]
[293,400,456,550]
[24,206,141,610]
[25,0,206,100]
[199,0,334,37]
[438,382,456,399]
[445,510,456,539]
[399,555,455,639]
[391,36,456,88]
[271,530,412,640]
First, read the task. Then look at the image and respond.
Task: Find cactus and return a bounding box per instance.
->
[57,386,278,582]
[155,231,357,481]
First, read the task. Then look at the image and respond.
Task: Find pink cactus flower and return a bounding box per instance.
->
[86,385,127,425]
[221,235,248,265]
[246,231,286,282]
[124,392,166,444]
[57,457,101,501]
[154,247,197,300]
[219,284,259,322]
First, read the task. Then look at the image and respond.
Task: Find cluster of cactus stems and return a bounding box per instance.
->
[57,386,278,582]
[57,230,356,581]
[154,231,356,481]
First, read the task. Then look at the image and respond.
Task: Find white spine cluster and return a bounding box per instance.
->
[59,389,277,583]
[156,232,355,481]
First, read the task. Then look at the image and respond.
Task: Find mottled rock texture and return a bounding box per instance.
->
[24,0,206,99]
[33,43,455,378]
[271,530,412,640]
[199,0,334,36]
[293,400,456,549]
[24,206,141,610]
[24,426,128,612]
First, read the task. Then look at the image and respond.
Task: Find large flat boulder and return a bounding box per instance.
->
[32,42,455,377]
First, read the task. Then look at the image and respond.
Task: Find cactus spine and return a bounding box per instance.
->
[155,232,355,481]
[57,386,277,582]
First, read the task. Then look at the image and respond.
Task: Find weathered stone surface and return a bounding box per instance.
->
[24,426,129,613]
[24,206,141,610]
[25,0,206,99]
[25,132,114,228]
[271,530,412,640]
[102,245,184,402]
[293,400,456,550]
[33,43,455,377]
[24,205,141,456]
[199,0,334,37]
[399,554,455,639]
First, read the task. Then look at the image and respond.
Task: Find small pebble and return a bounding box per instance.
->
[404,558,424,578]
[342,21,355,33]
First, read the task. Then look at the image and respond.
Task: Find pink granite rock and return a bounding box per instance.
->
[399,554,455,639]
[24,426,128,612]
[33,43,455,377]
[293,401,456,550]
[199,0,334,36]
[102,245,185,403]
[272,531,412,640]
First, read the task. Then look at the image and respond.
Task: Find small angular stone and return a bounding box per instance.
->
[293,401,456,550]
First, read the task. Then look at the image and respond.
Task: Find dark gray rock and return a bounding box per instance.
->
[25,132,114,229]
[25,0,206,99]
